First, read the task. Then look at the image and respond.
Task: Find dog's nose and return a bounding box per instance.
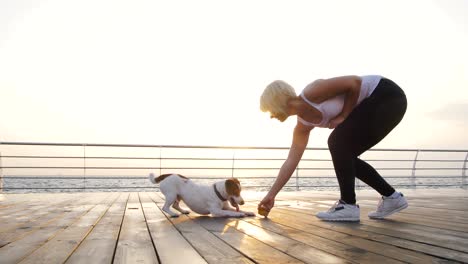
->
[239,200,245,205]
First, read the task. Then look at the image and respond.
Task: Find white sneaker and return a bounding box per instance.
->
[316,201,360,222]
[368,192,408,219]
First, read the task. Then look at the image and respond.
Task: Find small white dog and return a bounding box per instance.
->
[149,173,255,218]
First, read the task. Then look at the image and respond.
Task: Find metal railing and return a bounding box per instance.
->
[1,141,467,193]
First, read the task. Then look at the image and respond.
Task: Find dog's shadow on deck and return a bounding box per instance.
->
[192,214,292,240]
[190,215,246,234]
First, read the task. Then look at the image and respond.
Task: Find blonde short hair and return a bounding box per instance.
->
[260,80,297,118]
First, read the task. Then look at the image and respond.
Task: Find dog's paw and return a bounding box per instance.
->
[232,212,246,218]
[243,211,256,217]
[164,210,180,218]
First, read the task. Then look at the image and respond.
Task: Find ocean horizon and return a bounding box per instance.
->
[1,174,464,193]
[1,142,467,193]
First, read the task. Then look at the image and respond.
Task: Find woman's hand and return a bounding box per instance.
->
[258,194,275,216]
[328,114,345,129]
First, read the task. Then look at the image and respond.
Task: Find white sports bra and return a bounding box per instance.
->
[297,75,382,128]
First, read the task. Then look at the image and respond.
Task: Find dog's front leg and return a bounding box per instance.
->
[224,207,255,217]
[238,210,256,216]
[209,207,245,218]
[222,203,255,217]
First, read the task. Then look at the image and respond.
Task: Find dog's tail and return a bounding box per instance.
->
[149,173,175,184]
[149,173,158,184]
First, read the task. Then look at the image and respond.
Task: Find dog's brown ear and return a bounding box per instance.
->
[231,178,240,185]
[225,178,241,196]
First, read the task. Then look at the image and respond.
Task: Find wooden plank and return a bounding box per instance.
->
[0,193,54,209]
[268,192,468,232]
[0,193,108,247]
[199,217,303,263]
[304,199,468,241]
[113,192,159,264]
[0,193,114,264]
[0,193,85,218]
[400,197,468,211]
[195,217,352,264]
[18,193,120,264]
[251,204,468,263]
[279,191,468,224]
[0,193,90,234]
[357,199,468,224]
[291,190,468,212]
[65,193,129,264]
[237,217,406,264]
[358,197,468,222]
[243,203,438,264]
[0,189,467,264]
[298,199,468,243]
[139,192,207,264]
[149,193,254,264]
[152,192,347,264]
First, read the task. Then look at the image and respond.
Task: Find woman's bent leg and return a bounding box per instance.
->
[328,78,407,204]
[355,158,394,196]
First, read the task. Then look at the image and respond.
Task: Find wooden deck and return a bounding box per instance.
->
[0,189,467,264]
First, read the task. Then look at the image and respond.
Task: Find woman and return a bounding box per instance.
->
[258,75,408,221]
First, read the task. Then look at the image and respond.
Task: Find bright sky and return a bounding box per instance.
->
[1,0,467,149]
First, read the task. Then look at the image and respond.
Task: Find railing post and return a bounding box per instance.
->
[296,167,299,191]
[83,144,86,192]
[462,152,468,189]
[0,151,3,193]
[231,151,235,178]
[411,150,419,189]
[159,146,162,176]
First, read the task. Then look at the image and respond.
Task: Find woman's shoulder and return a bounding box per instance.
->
[302,79,324,96]
[305,79,324,88]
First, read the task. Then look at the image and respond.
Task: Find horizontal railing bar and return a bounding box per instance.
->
[1,176,285,179]
[386,184,468,187]
[1,186,160,189]
[0,156,329,161]
[364,160,467,162]
[295,184,468,188]
[2,141,468,152]
[3,167,314,169]
[2,141,467,192]
[1,175,464,179]
[0,166,463,170]
[3,184,466,191]
[0,186,283,190]
[2,156,159,160]
[302,176,465,179]
[2,155,466,163]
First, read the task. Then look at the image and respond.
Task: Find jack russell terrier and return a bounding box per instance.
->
[149,173,255,218]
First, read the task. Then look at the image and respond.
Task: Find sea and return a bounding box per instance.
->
[1,144,466,193]
[1,174,465,193]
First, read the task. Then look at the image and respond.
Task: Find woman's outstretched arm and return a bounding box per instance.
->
[258,123,312,211]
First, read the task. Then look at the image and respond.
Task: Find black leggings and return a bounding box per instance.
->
[328,78,407,204]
